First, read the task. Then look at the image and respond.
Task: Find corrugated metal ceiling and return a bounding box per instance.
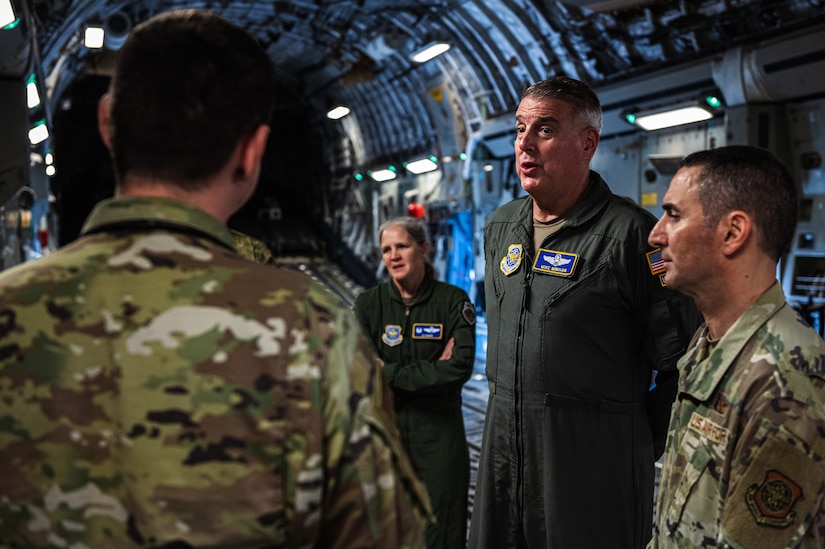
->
[4,0,825,165]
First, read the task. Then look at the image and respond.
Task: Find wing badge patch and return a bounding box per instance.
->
[413,323,443,340]
[532,249,578,277]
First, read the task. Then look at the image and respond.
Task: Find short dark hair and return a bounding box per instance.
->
[681,145,798,260]
[521,75,602,132]
[107,9,276,189]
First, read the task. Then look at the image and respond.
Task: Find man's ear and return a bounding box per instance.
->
[720,210,752,256]
[237,125,271,182]
[97,94,113,151]
[581,126,600,159]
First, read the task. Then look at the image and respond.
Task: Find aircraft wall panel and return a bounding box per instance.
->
[782,97,825,310]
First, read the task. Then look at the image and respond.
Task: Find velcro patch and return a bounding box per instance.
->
[461,301,476,326]
[500,244,524,276]
[382,325,403,347]
[722,424,825,548]
[688,411,729,445]
[745,470,802,527]
[532,249,578,277]
[413,323,443,339]
[647,248,666,275]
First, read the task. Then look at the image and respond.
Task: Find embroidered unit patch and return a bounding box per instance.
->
[461,301,476,326]
[500,244,523,276]
[382,325,403,347]
[646,248,666,275]
[532,249,578,277]
[745,470,803,527]
[413,323,443,339]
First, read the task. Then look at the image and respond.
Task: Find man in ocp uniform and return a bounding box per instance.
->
[648,145,825,548]
[0,9,429,548]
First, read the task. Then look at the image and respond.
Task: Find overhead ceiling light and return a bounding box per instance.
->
[327,105,350,120]
[26,75,41,109]
[629,106,713,131]
[623,97,723,131]
[85,26,105,49]
[369,168,398,182]
[404,156,438,174]
[411,42,451,63]
[0,0,15,28]
[28,121,49,145]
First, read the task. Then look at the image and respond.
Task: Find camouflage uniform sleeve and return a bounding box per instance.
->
[301,282,431,548]
[720,370,825,548]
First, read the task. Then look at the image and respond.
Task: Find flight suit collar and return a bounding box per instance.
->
[80,195,237,251]
[677,281,787,402]
[517,170,612,251]
[521,171,611,225]
[387,265,436,306]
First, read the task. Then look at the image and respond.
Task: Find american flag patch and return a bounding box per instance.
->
[646,248,666,275]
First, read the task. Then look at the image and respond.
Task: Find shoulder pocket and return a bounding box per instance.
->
[722,424,825,548]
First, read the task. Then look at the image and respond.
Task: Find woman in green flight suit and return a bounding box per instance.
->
[354,216,476,549]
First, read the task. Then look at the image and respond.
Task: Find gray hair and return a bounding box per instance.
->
[522,75,603,132]
[377,217,435,276]
[378,217,430,248]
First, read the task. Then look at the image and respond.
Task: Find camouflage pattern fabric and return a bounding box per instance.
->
[232,229,278,267]
[650,282,825,548]
[0,196,430,548]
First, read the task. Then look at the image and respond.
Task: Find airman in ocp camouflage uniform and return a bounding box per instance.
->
[0,9,429,548]
[651,285,825,548]
[648,146,825,548]
[0,197,431,548]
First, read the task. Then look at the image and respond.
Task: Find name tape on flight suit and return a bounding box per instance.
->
[532,249,578,277]
[413,323,443,339]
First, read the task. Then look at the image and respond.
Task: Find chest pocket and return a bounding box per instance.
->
[540,254,615,310]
